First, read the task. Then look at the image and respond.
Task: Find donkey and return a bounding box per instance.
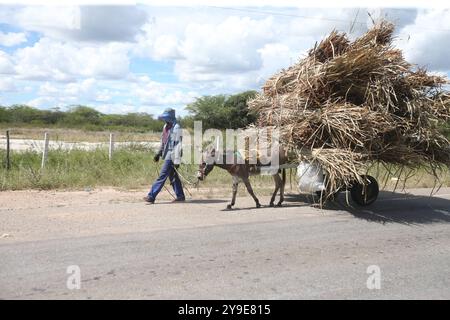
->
[197,147,287,210]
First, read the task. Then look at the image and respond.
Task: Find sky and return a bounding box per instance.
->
[0,4,450,117]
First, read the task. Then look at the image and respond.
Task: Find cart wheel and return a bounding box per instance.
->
[350,175,379,206]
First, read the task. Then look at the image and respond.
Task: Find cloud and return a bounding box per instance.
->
[153,15,282,90]
[132,75,198,106]
[75,6,148,42]
[27,96,73,109]
[0,50,15,74]
[182,16,275,72]
[135,8,410,92]
[25,74,197,116]
[38,82,59,96]
[2,5,449,115]
[64,78,101,101]
[258,43,298,80]
[0,78,16,91]
[0,31,27,47]
[36,78,114,104]
[395,9,450,71]
[10,5,147,43]
[12,6,82,36]
[14,38,131,81]
[152,34,181,60]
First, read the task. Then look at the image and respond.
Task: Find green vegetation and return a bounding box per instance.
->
[0,91,263,192]
[0,91,259,133]
[0,105,165,132]
[0,147,276,192]
[0,90,448,192]
[0,147,154,190]
[184,91,258,130]
[4,95,446,137]
[1,147,448,192]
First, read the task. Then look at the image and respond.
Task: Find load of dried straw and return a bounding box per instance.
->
[248,21,450,194]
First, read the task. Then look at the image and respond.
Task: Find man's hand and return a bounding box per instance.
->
[174,163,180,169]
[153,154,160,162]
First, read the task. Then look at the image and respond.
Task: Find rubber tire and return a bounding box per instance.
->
[350,175,379,206]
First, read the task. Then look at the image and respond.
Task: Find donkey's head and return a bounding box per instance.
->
[197,146,218,181]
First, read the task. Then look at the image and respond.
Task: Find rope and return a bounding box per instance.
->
[173,165,199,198]
[154,164,200,200]
[174,165,199,187]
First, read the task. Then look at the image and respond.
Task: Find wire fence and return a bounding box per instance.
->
[1,130,160,170]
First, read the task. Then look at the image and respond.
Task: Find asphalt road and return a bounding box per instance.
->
[1,188,450,299]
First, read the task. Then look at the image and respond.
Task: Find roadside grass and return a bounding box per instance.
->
[366,163,450,191]
[0,148,449,193]
[0,147,245,192]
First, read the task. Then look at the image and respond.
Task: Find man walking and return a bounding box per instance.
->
[144,108,185,203]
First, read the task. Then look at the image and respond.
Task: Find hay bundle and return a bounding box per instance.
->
[249,21,450,194]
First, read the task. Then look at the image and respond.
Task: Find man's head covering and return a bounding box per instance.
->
[158,108,176,123]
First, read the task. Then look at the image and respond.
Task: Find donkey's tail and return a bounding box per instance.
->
[282,168,286,187]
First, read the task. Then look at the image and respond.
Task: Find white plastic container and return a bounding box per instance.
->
[297,161,326,193]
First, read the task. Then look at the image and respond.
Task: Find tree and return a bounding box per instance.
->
[185,95,229,130]
[185,91,258,130]
[0,106,10,122]
[64,106,101,125]
[224,91,257,129]
[7,105,43,123]
[41,107,65,124]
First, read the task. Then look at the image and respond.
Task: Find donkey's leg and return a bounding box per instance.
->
[227,176,239,209]
[277,169,286,207]
[243,178,261,208]
[270,174,281,207]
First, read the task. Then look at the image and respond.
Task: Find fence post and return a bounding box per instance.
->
[109,133,114,160]
[6,130,10,170]
[41,132,49,169]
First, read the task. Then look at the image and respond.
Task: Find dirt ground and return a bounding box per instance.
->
[1,187,450,299]
[1,186,450,243]
[0,187,237,212]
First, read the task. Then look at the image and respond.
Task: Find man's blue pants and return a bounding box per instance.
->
[148,160,185,201]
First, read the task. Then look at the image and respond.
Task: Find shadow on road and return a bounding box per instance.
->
[218,201,311,212]
[153,199,229,205]
[187,199,229,204]
[285,191,450,225]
